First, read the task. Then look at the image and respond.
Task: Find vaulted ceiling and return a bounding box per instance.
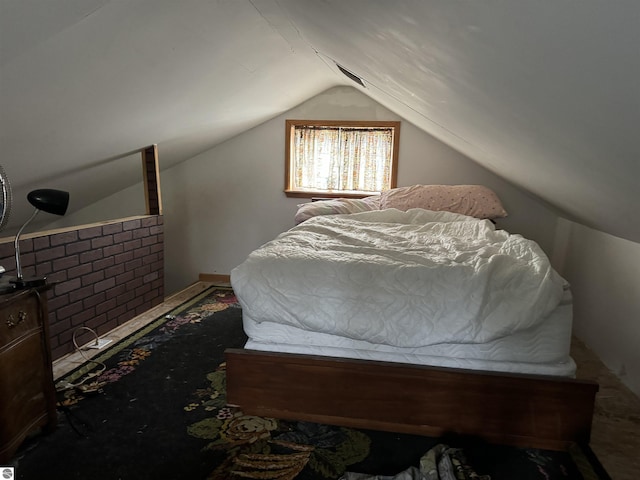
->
[1,0,638,242]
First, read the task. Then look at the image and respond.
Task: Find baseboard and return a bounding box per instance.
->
[199,273,231,284]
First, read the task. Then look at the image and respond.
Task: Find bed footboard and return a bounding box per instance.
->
[224,348,598,451]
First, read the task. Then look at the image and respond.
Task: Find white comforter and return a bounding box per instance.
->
[231,208,565,348]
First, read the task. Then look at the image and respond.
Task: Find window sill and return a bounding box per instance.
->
[284,190,379,199]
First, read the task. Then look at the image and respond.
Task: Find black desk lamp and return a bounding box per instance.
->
[12,189,70,289]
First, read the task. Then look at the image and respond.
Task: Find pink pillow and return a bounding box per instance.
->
[380,185,507,219]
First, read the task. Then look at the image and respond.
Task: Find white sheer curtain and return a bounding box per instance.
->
[292,126,393,192]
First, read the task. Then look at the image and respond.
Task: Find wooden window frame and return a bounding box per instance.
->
[284,120,400,199]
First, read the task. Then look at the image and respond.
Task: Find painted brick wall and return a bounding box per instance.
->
[0,215,164,360]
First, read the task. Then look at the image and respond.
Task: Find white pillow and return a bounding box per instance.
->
[294,197,379,224]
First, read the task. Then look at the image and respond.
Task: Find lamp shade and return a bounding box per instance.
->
[27,189,69,216]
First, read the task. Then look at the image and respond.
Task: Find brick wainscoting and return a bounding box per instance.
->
[0,215,164,359]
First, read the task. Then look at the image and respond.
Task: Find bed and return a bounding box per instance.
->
[225,185,598,450]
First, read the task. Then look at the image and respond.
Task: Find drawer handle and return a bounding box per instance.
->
[6,311,27,328]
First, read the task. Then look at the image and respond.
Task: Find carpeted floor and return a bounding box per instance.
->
[12,287,610,480]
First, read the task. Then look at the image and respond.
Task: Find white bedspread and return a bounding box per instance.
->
[231,208,565,348]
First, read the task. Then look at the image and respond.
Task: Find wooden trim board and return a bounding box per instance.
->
[141,144,162,215]
[198,273,231,284]
[225,349,599,451]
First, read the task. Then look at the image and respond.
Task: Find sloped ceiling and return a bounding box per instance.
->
[1,0,639,243]
[0,0,337,230]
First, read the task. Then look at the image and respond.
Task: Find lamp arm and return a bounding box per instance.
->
[14,208,40,280]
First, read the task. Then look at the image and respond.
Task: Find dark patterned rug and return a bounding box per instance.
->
[12,287,610,480]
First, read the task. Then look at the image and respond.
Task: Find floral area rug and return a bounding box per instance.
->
[13,287,609,480]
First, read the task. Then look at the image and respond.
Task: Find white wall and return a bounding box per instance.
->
[45,182,145,230]
[555,218,640,396]
[161,86,561,294]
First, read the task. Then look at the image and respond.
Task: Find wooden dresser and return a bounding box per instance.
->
[0,287,57,463]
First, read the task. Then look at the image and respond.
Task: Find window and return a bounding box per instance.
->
[285,120,400,198]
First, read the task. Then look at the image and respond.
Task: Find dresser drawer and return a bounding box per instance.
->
[0,291,42,346]
[0,286,56,464]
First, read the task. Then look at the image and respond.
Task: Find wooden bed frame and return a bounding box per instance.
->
[225,348,599,451]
